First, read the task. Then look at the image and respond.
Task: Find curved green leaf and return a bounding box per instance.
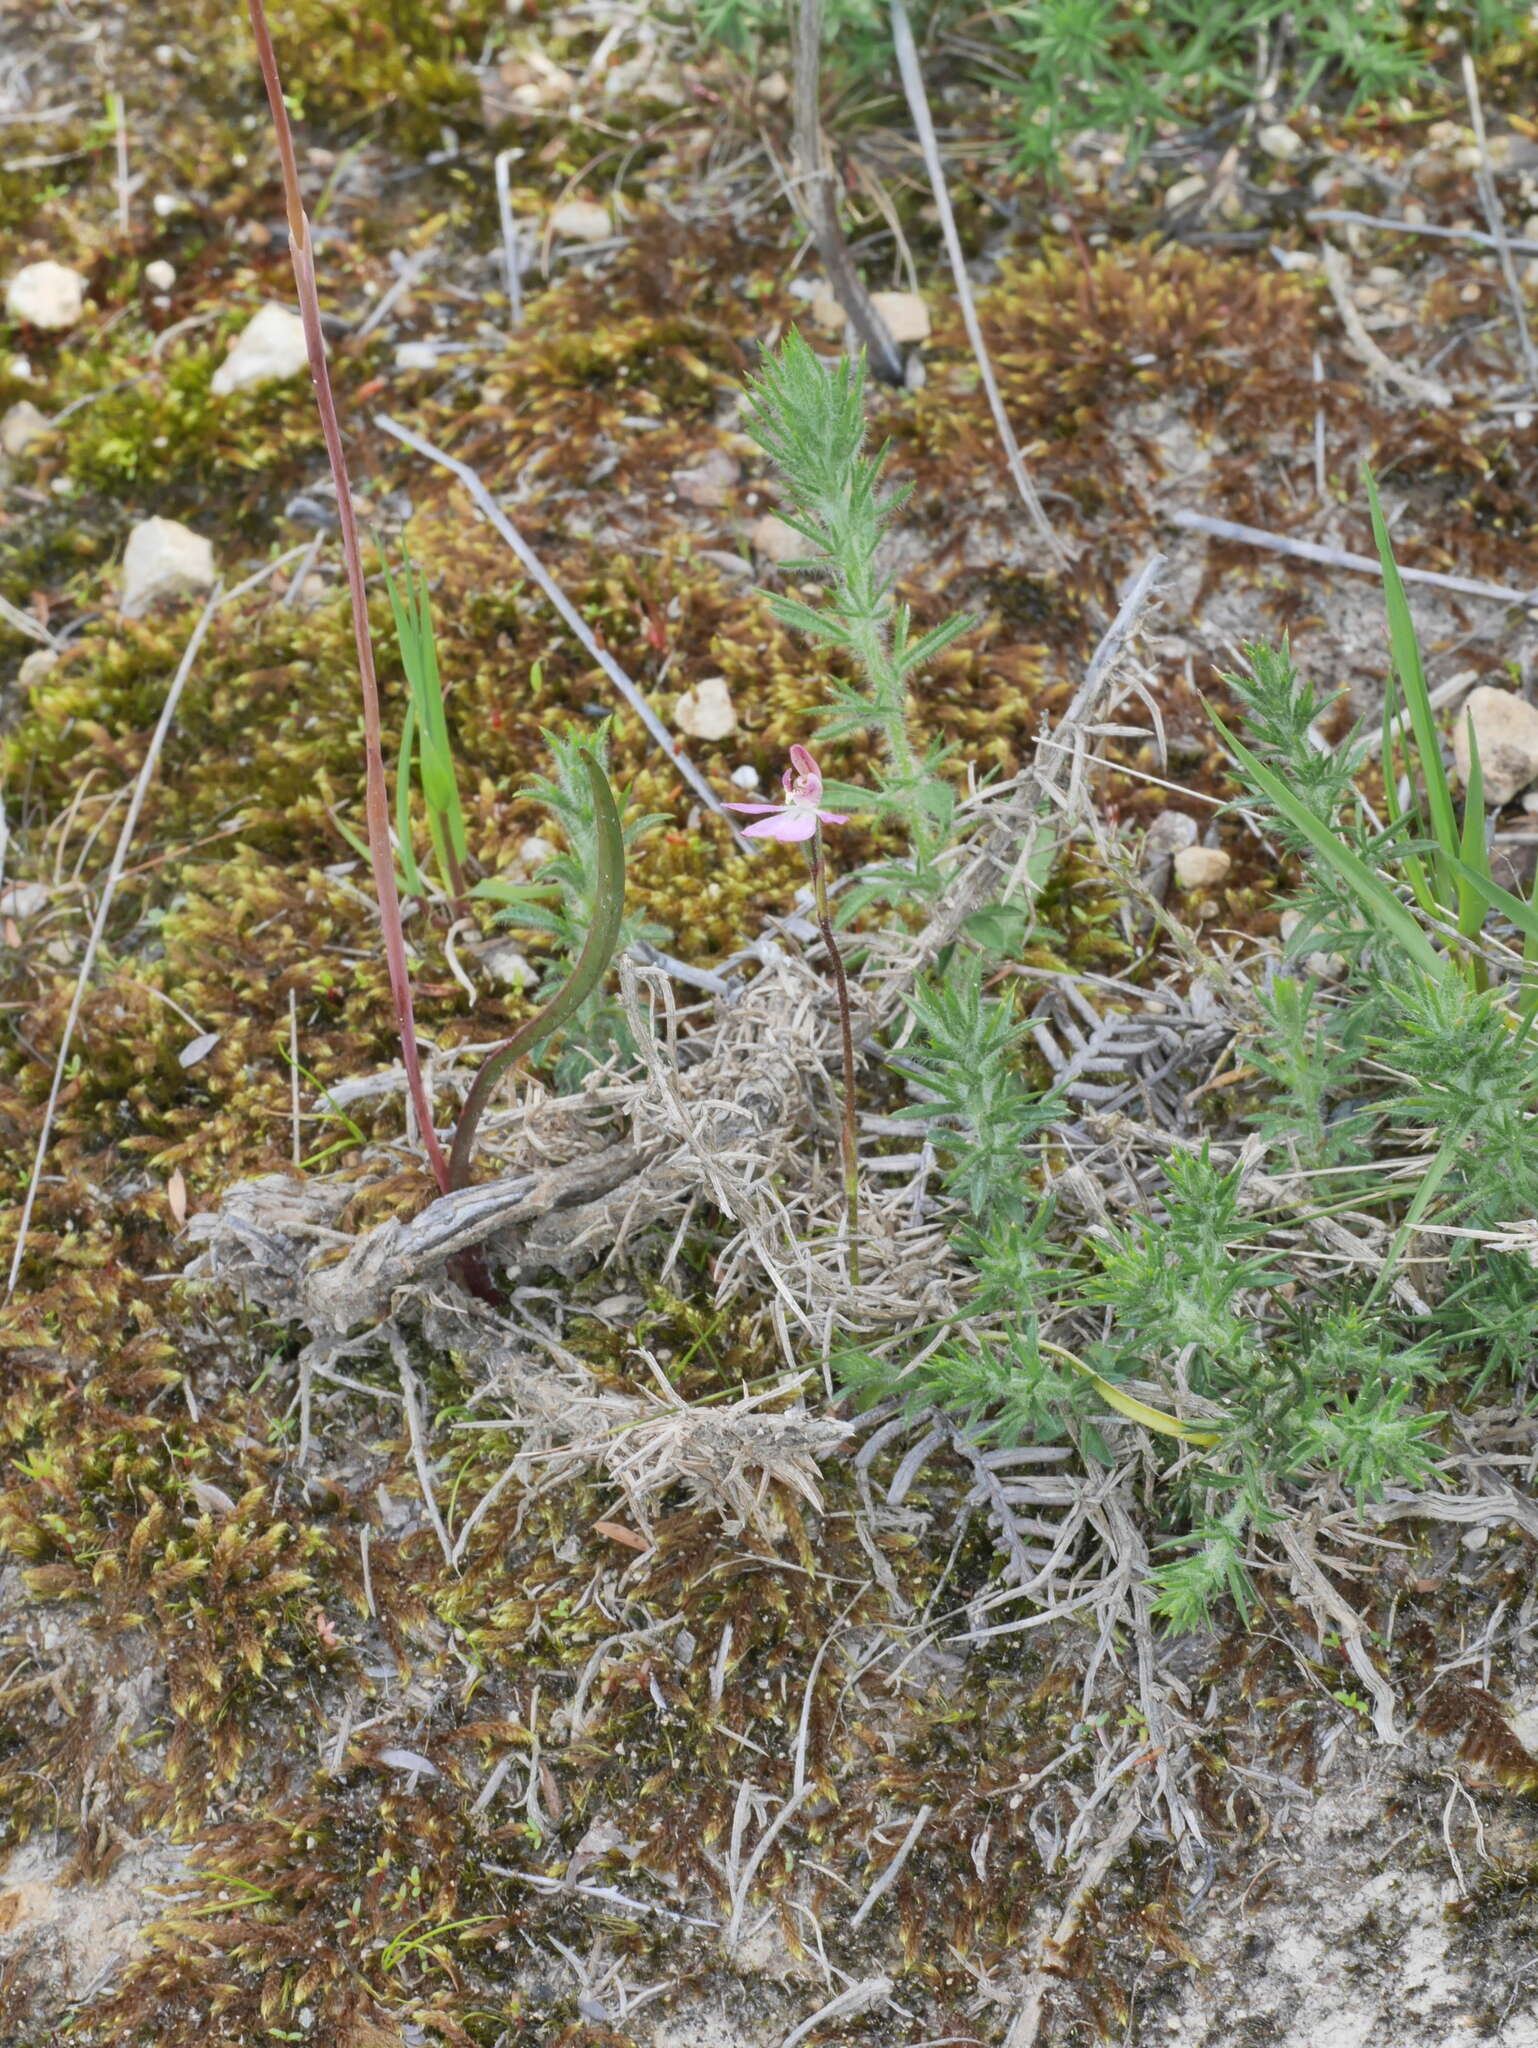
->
[448,749,626,1189]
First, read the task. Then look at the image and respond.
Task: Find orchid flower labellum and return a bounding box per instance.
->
[723,744,848,842]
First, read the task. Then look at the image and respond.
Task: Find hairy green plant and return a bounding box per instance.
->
[889,956,1062,1223]
[1246,972,1375,1169]
[452,743,629,1185]
[474,721,667,1093]
[742,329,972,910]
[686,0,1524,180]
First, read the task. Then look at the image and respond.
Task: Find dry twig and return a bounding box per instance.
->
[1168,507,1536,606]
[1461,49,1538,399]
[790,0,903,383]
[1320,242,1453,409]
[1004,1793,1142,2048]
[889,0,1062,559]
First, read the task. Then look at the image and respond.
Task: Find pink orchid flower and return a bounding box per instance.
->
[723,744,849,843]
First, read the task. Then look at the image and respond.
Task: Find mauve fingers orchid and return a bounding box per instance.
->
[723,743,850,842]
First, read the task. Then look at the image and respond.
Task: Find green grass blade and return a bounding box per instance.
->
[1456,709,1489,951]
[334,808,417,902]
[1447,847,1538,948]
[1215,712,1446,982]
[1367,1137,1460,1309]
[393,691,426,896]
[1399,847,1438,919]
[386,549,468,885]
[1364,469,1458,908]
[1380,656,1439,918]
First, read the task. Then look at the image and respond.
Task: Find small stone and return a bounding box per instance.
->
[869,290,930,344]
[1279,909,1346,980]
[211,302,310,397]
[1491,841,1538,895]
[18,649,57,688]
[518,835,557,873]
[809,292,845,333]
[394,340,438,371]
[750,512,801,565]
[1164,173,1208,213]
[0,882,49,921]
[1172,845,1232,891]
[548,200,612,244]
[472,937,533,988]
[673,675,737,742]
[1453,685,1538,805]
[1257,122,1304,162]
[730,763,761,790]
[695,548,754,581]
[1,399,49,458]
[672,448,741,509]
[1142,809,1199,854]
[144,258,176,292]
[5,259,86,330]
[756,70,790,104]
[120,516,216,616]
[1138,809,1199,906]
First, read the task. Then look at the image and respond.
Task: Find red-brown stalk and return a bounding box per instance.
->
[245,0,451,1192]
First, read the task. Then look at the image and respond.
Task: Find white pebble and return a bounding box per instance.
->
[1172,845,1232,891]
[5,260,86,331]
[673,676,737,742]
[211,303,310,397]
[1,399,49,458]
[548,200,612,244]
[120,516,216,617]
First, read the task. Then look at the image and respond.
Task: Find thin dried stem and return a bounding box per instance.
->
[889,0,1063,562]
[791,0,903,383]
[1461,47,1538,400]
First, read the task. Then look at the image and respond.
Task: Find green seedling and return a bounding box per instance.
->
[383,549,470,912]
[449,746,626,1188]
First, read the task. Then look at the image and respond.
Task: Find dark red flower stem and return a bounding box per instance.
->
[809,822,860,1288]
[246,0,450,1193]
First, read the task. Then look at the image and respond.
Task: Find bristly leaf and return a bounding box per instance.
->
[450,746,628,1188]
[740,327,974,894]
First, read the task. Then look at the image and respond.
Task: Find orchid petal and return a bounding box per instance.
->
[743,810,819,841]
[721,801,784,815]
